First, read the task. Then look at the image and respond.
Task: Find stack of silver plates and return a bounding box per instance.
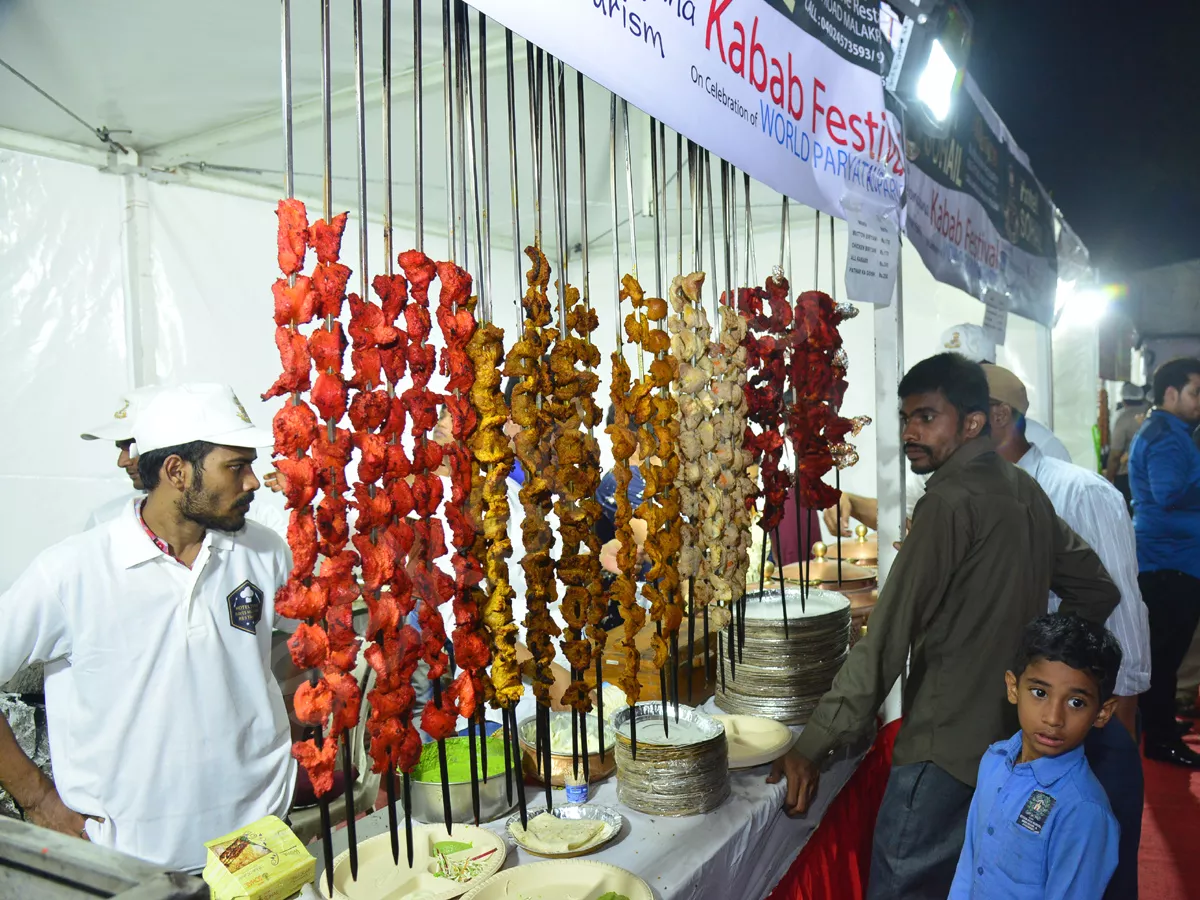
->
[715,586,851,724]
[612,703,729,817]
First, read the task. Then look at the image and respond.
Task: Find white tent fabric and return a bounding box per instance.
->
[0,1,1086,593]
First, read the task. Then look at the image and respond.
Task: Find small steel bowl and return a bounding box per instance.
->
[517,713,618,786]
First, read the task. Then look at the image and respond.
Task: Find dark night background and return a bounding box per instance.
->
[965,0,1199,279]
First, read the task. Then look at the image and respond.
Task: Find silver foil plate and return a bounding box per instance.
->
[504,804,624,857]
[715,587,851,725]
[611,703,730,817]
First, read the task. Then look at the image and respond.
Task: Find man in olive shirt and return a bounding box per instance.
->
[768,353,1119,900]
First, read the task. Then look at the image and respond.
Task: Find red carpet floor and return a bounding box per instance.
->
[1140,726,1200,899]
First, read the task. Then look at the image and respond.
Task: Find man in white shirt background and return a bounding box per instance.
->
[0,383,295,872]
[984,363,1150,900]
[825,323,1072,535]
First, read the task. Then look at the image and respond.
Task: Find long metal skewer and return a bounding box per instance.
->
[478,13,493,322]
[506,31,521,307]
[454,2,484,824]
[442,0,456,260]
[414,0,423,251]
[576,70,605,768]
[314,0,336,891]
[621,101,638,282]
[545,58,577,780]
[341,0,373,879]
[609,94,622,350]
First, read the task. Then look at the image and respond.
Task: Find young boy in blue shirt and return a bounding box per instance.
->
[949,613,1121,899]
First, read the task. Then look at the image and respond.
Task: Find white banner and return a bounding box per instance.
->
[467,0,904,222]
[902,78,1058,326]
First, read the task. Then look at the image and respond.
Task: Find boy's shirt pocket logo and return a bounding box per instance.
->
[1016,790,1055,834]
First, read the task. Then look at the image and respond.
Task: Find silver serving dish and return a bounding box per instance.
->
[504,804,624,858]
[611,702,729,816]
[401,739,518,825]
[715,587,850,724]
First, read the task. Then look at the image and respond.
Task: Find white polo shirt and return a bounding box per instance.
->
[0,500,296,872]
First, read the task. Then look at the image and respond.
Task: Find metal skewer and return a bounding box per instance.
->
[577,72,605,769]
[506,30,521,307]
[512,707,529,829]
[340,0,374,878]
[472,14,494,790]
[546,58,580,784]
[451,0,482,826]
[414,0,423,251]
[647,116,674,729]
[442,0,456,260]
[312,0,336,890]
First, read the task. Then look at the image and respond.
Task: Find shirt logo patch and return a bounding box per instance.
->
[227,581,264,635]
[1016,790,1056,833]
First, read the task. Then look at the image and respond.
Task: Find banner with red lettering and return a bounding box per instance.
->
[902,77,1058,326]
[466,0,904,224]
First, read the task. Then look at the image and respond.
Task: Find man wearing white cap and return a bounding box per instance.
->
[80,386,162,530]
[81,385,288,541]
[0,383,295,873]
[824,322,1072,534]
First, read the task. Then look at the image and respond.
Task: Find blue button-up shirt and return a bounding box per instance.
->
[949,731,1118,899]
[1128,408,1200,580]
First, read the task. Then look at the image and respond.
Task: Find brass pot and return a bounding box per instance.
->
[826,524,879,566]
[517,713,618,786]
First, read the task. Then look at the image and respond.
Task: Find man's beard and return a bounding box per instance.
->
[905,442,938,475]
[180,480,251,532]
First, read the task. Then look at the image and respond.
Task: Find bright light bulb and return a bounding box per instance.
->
[915,39,958,122]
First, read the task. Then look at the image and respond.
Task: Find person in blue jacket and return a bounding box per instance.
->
[949,613,1120,900]
[1128,356,1200,767]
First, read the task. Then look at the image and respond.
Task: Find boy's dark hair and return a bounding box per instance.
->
[137,441,218,491]
[1151,357,1200,406]
[898,352,992,437]
[1012,613,1123,703]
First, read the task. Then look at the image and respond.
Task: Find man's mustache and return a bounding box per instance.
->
[904,442,933,456]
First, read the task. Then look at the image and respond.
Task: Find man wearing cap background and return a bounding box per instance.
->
[81,386,289,540]
[1105,381,1150,510]
[824,322,1071,536]
[985,363,1150,900]
[0,383,295,873]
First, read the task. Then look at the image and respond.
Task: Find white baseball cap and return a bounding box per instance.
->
[939,323,996,364]
[81,385,162,442]
[133,383,273,454]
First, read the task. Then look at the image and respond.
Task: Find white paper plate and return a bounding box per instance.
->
[320,823,506,900]
[505,804,624,858]
[462,860,653,900]
[712,715,796,769]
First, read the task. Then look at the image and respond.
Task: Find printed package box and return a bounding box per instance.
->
[202,815,315,900]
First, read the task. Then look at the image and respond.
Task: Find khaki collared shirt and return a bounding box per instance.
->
[794,438,1119,786]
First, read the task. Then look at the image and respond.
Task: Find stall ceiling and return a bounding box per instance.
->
[0,0,787,253]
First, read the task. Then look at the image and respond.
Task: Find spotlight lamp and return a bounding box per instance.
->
[885,1,974,137]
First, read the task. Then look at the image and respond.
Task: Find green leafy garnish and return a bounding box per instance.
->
[597,893,631,900]
[433,840,473,855]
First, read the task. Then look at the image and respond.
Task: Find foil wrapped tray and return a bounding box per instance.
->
[611,703,729,816]
[715,587,851,724]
